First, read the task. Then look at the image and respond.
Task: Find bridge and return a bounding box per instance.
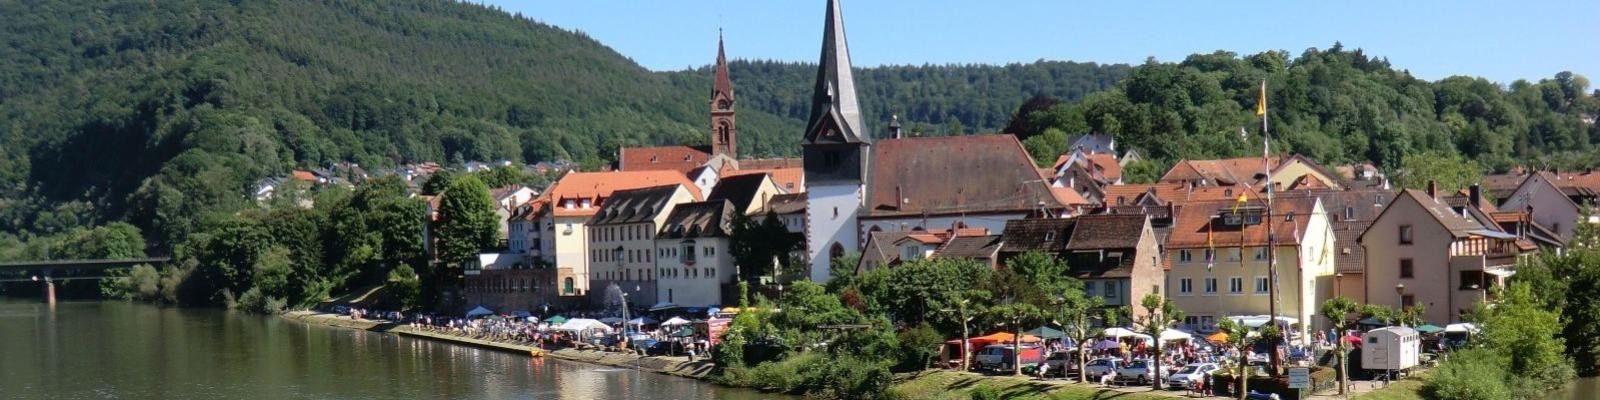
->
[0,257,171,304]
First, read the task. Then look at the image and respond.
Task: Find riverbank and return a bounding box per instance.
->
[280,311,718,380]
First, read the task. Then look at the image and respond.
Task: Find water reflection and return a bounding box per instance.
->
[0,301,772,400]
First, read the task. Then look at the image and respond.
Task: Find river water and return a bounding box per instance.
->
[0,300,773,400]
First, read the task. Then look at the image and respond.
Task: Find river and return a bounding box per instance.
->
[0,300,773,400]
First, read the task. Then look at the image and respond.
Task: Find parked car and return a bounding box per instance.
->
[973,344,1043,373]
[1042,351,1079,377]
[1165,362,1220,390]
[1114,359,1158,384]
[1084,358,1123,378]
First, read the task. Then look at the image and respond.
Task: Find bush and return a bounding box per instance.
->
[969,386,1001,400]
[1424,348,1512,400]
[233,287,286,314]
[895,323,944,372]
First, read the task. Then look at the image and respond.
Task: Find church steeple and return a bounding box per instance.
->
[710,29,737,159]
[802,0,867,144]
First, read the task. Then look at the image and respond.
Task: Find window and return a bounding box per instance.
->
[1204,278,1218,294]
[1104,281,1118,301]
[1179,250,1193,263]
[1226,248,1240,261]
[1255,276,1269,293]
[902,245,922,261]
[681,240,698,264]
[1460,271,1485,290]
[1085,283,1096,297]
[1179,278,1193,294]
[1253,247,1267,261]
[1228,277,1243,294]
[563,278,574,295]
[830,242,846,261]
[1399,225,1413,245]
[1401,294,1416,309]
[1204,249,1215,263]
[1400,259,1414,279]
[1345,207,1356,221]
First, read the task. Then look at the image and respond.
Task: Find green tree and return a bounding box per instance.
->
[1320,296,1361,395]
[1133,293,1184,389]
[1052,284,1104,383]
[985,268,1049,376]
[1396,151,1483,193]
[1216,319,1279,400]
[1478,283,1573,397]
[1121,160,1161,184]
[434,175,497,267]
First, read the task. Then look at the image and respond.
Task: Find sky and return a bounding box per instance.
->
[487,0,1598,85]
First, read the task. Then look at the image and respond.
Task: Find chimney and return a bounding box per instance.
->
[1468,184,1482,209]
[888,114,903,139]
[1426,180,1437,199]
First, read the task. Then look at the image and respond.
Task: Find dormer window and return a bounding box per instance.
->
[564,200,575,210]
[580,199,592,209]
[650,156,658,163]
[1345,207,1356,221]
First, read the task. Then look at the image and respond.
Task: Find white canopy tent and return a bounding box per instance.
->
[1159,328,1195,342]
[628,316,659,326]
[556,318,614,333]
[1227,315,1298,328]
[1101,327,1154,344]
[1444,323,1481,333]
[661,317,692,326]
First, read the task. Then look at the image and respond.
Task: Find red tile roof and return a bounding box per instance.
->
[539,170,701,217]
[1166,196,1318,249]
[738,157,803,170]
[1160,156,1283,186]
[723,167,805,193]
[864,134,1062,217]
[290,170,318,182]
[618,146,712,174]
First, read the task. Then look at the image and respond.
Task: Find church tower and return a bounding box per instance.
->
[710,31,737,159]
[803,0,870,282]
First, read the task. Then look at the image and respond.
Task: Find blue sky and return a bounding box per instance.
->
[488,0,1598,84]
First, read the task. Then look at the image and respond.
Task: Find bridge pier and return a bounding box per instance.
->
[44,279,55,305]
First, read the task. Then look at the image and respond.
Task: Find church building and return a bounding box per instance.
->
[800,0,1066,281]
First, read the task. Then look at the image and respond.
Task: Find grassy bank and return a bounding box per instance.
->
[888,371,1173,400]
[1351,377,1426,400]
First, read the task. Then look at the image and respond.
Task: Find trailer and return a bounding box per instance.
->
[1361,326,1420,371]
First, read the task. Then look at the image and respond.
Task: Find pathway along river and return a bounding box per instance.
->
[0,300,774,399]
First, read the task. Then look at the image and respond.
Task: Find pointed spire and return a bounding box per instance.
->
[712,29,733,100]
[804,0,867,144]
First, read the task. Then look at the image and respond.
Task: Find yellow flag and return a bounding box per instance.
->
[1256,80,1267,117]
[1232,193,1249,213]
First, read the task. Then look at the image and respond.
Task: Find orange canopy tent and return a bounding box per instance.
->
[1206,331,1229,343]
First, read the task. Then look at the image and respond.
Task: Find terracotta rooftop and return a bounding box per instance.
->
[706,173,772,212]
[618,146,712,174]
[865,134,1061,217]
[756,192,807,215]
[1166,196,1319,249]
[933,235,1003,261]
[723,167,804,194]
[1160,156,1282,186]
[1064,214,1147,250]
[541,170,702,217]
[738,157,804,170]
[290,170,318,182]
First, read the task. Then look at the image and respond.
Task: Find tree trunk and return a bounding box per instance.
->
[1012,320,1023,376]
[1077,336,1088,383]
[1152,339,1162,390]
[961,320,971,372]
[1237,350,1250,400]
[1337,346,1348,395]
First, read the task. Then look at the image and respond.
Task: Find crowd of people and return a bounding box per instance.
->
[325,305,715,358]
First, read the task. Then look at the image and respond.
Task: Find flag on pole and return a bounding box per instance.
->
[1206,220,1215,272]
[1256,80,1267,117]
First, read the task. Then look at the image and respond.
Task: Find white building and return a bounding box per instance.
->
[654,200,739,308]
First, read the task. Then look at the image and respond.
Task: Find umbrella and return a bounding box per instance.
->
[465,306,494,318]
[1023,326,1066,340]
[628,316,658,326]
[661,317,691,326]
[1159,328,1194,342]
[1414,324,1445,334]
[544,315,568,324]
[599,316,625,324]
[1357,316,1386,326]
[1206,331,1229,343]
[1444,323,1480,333]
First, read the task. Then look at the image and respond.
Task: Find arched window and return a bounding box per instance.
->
[869,225,882,233]
[830,242,846,261]
[563,278,575,295]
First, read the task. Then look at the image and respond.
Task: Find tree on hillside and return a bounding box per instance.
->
[1121,160,1162,184]
[1320,296,1361,395]
[1004,94,1062,141]
[1396,151,1483,193]
[435,175,497,267]
[1134,293,1185,389]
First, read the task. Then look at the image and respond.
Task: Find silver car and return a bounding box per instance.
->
[1166,362,1220,390]
[1084,358,1123,379]
[1114,359,1157,384]
[1042,351,1078,377]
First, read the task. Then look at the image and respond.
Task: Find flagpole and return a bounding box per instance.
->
[1260,79,1284,375]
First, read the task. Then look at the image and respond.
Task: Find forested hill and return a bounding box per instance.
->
[0,0,1129,243]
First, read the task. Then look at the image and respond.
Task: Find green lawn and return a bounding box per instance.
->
[1351,376,1427,400]
[890,371,1175,400]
